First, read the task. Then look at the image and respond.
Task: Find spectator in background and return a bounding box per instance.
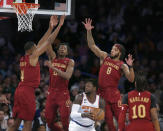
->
[7,118,14,131]
[0,95,9,105]
[0,108,7,131]
[70,84,79,101]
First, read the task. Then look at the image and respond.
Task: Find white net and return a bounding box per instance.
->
[13,3,39,32]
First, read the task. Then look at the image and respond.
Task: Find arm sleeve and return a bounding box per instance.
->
[70,104,83,119]
[122,94,128,105]
[150,94,157,108]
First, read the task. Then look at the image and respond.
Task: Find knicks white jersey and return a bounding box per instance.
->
[73,92,100,126]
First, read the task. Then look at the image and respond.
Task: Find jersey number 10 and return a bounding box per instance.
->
[132,104,146,119]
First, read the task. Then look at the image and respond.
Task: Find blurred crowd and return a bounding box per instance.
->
[0,0,163,130]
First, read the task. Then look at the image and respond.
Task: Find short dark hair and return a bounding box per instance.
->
[24,41,35,51]
[57,42,70,55]
[114,43,126,60]
[135,71,148,92]
[85,78,98,89]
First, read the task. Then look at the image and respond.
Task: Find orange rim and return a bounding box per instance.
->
[12,3,40,14]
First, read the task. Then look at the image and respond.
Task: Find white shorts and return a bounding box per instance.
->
[69,121,95,131]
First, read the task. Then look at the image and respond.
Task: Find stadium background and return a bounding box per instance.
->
[0,0,163,130]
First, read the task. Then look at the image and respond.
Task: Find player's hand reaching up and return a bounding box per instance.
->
[125,54,134,66]
[49,15,58,29]
[59,15,66,26]
[82,18,94,31]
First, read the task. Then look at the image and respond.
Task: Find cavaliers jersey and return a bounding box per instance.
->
[122,90,156,122]
[98,56,124,89]
[18,55,40,88]
[72,93,100,126]
[98,56,123,102]
[49,57,70,91]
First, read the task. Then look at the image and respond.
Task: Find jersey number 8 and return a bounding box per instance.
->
[106,67,112,75]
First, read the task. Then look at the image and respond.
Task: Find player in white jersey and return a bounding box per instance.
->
[69,79,105,131]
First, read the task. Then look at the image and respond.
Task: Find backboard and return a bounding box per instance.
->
[0,0,72,15]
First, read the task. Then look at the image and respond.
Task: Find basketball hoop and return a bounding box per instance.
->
[12,2,39,32]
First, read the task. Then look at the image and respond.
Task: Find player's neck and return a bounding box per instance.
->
[110,55,120,61]
[112,57,120,61]
[57,55,66,59]
[86,92,96,103]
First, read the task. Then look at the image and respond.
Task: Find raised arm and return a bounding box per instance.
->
[37,15,58,48]
[82,18,107,61]
[30,15,65,66]
[121,54,135,82]
[44,59,75,80]
[46,45,56,61]
[38,16,57,61]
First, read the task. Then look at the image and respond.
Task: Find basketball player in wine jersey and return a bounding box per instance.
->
[82,18,135,131]
[8,15,65,131]
[118,71,160,131]
[69,79,105,131]
[44,42,75,131]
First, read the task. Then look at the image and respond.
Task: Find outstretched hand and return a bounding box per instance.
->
[82,18,94,31]
[49,15,58,29]
[125,54,134,66]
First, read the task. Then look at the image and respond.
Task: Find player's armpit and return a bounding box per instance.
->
[121,64,134,82]
[150,108,160,131]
